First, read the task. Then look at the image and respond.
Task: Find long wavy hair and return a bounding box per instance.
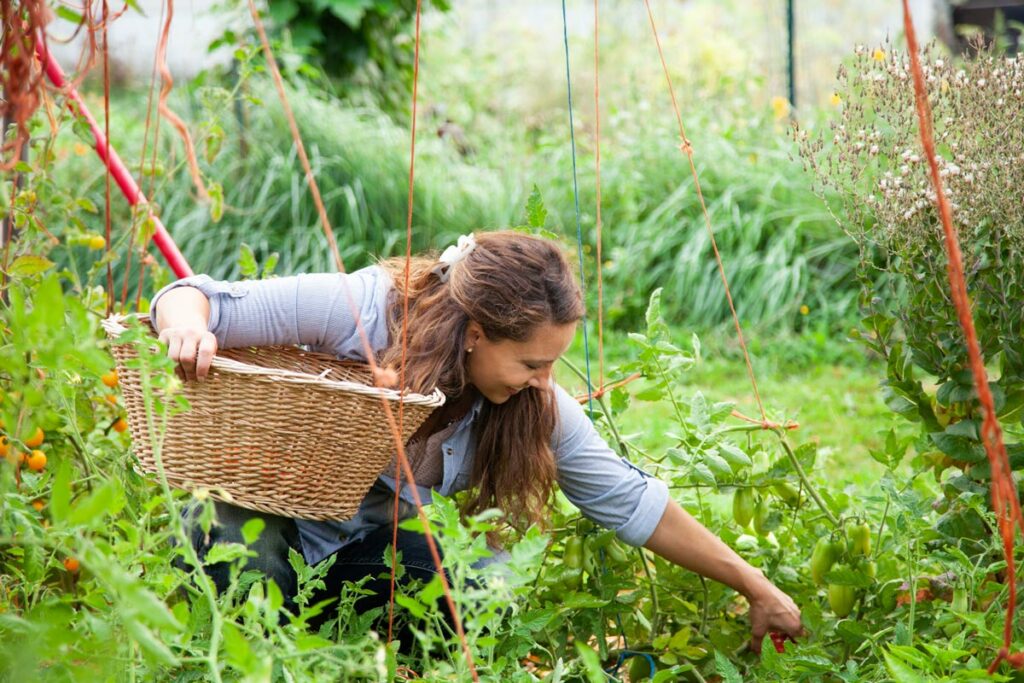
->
[378,231,583,531]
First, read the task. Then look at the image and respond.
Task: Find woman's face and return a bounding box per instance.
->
[464,320,577,404]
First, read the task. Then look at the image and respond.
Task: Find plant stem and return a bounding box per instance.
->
[873,494,890,562]
[776,433,839,527]
[638,547,661,636]
[137,359,223,683]
[559,357,628,456]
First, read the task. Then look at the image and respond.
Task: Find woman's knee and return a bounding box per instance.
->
[177,500,300,599]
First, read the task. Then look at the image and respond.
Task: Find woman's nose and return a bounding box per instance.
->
[528,368,551,389]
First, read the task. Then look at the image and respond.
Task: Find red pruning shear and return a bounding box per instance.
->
[769,631,795,654]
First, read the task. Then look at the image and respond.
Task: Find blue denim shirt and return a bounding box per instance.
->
[151,266,670,565]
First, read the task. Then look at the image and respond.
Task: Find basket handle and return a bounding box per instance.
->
[102,314,446,407]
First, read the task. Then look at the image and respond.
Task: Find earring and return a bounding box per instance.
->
[466,347,474,353]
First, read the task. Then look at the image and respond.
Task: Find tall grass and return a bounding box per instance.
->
[47,20,860,332]
[48,81,855,330]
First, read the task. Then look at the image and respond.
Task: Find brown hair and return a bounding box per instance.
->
[379,231,584,532]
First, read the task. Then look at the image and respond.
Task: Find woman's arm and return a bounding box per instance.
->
[644,499,804,652]
[147,268,392,381]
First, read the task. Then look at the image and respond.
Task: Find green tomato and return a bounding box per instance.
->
[605,539,630,565]
[952,587,969,613]
[773,482,801,508]
[564,537,584,570]
[627,654,656,682]
[848,522,872,558]
[810,536,840,586]
[753,495,771,536]
[827,581,857,618]
[733,488,756,528]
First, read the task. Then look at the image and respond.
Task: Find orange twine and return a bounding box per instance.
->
[900,0,1024,672]
[246,1,478,677]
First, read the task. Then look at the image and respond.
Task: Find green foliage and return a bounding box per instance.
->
[215,0,451,112]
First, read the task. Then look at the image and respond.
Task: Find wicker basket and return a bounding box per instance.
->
[102,315,445,521]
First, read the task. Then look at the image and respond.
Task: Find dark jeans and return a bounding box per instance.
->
[176,500,452,638]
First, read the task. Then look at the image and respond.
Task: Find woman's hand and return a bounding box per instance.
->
[153,285,215,382]
[643,500,806,653]
[158,325,218,382]
[745,578,805,654]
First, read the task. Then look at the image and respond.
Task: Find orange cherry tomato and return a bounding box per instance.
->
[24,427,44,448]
[26,450,47,472]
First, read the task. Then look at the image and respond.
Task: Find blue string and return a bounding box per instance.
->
[561,0,595,420]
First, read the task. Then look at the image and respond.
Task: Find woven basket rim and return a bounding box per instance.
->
[102,313,446,407]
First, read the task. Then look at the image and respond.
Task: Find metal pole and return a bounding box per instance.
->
[787,0,796,110]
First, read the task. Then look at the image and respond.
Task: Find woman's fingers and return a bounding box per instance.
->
[195,332,218,381]
[748,587,806,654]
[159,327,216,382]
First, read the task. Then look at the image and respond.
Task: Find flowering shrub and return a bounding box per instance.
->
[799,43,1024,551]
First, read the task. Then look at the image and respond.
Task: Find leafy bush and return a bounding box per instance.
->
[799,42,1024,554]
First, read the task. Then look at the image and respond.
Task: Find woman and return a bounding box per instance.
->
[152,230,803,650]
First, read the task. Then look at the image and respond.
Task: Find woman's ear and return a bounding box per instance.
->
[465,320,484,349]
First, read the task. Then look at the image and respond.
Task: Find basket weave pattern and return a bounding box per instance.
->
[103,316,444,521]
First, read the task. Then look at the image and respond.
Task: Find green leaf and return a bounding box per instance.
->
[793,442,817,470]
[702,450,732,478]
[8,255,54,277]
[68,479,126,526]
[824,564,873,588]
[419,573,445,605]
[325,0,374,27]
[204,542,253,566]
[883,648,930,683]
[208,181,224,223]
[525,184,548,228]
[394,593,426,619]
[930,431,986,463]
[56,6,83,22]
[261,252,279,279]
[222,621,253,668]
[574,642,605,683]
[238,243,258,278]
[124,619,179,667]
[714,649,743,683]
[241,517,265,545]
[645,288,664,334]
[689,463,716,486]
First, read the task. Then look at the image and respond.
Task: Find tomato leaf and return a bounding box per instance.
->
[8,255,54,277]
[241,517,265,545]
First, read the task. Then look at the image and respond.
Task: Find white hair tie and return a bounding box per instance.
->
[432,233,477,283]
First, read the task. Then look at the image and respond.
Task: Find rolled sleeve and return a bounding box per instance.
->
[551,384,670,547]
[148,266,392,357]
